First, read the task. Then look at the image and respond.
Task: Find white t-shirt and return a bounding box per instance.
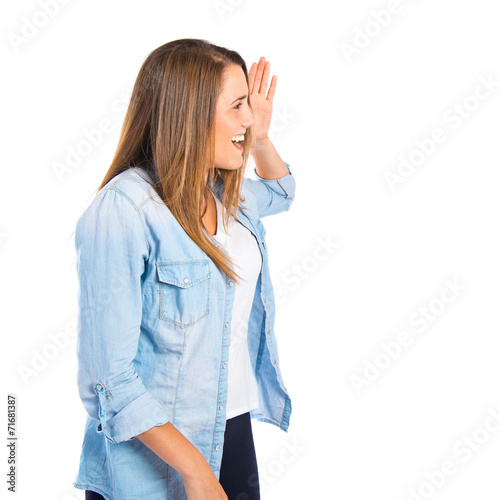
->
[209,189,261,420]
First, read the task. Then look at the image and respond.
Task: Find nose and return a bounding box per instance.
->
[243,107,255,128]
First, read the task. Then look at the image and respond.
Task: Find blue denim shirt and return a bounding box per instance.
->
[72,162,295,499]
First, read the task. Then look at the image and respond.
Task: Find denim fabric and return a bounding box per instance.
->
[72,163,295,499]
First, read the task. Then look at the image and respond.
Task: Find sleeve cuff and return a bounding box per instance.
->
[99,391,169,444]
[253,162,294,199]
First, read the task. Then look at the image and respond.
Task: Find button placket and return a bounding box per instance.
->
[210,275,233,468]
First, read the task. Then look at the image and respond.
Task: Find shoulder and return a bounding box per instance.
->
[75,168,161,241]
[102,167,160,210]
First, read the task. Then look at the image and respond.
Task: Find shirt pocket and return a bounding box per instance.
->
[157,260,211,328]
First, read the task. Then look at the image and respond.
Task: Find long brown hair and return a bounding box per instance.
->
[98,39,255,284]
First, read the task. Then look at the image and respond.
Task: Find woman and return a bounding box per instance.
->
[73,39,295,500]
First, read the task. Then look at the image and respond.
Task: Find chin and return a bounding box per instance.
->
[215,160,244,171]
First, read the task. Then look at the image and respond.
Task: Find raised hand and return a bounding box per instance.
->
[248,56,277,143]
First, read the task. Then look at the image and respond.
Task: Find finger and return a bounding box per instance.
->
[252,57,265,94]
[248,62,257,94]
[266,75,277,102]
[259,60,271,95]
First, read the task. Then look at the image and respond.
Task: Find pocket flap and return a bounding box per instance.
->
[157,261,211,288]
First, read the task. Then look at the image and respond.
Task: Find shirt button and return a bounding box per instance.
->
[183,278,189,284]
[222,363,227,369]
[215,445,220,451]
[95,384,102,391]
[228,281,234,287]
[274,360,277,365]
[225,322,229,328]
[219,405,224,411]
[266,329,271,335]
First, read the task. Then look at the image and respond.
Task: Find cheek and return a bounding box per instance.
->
[214,131,229,154]
[217,114,234,139]
[214,123,225,146]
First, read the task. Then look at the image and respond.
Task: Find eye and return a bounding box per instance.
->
[234,102,243,110]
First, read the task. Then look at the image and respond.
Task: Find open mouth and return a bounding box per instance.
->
[231,134,244,151]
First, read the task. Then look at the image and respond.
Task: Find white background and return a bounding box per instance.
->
[2,0,500,499]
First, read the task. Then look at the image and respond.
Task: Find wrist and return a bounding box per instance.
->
[253,135,271,150]
[180,451,210,481]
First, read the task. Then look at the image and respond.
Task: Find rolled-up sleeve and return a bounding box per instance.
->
[244,162,296,218]
[74,187,168,444]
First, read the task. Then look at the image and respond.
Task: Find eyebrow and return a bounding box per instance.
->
[230,95,247,105]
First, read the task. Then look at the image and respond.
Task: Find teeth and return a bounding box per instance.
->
[231,134,245,143]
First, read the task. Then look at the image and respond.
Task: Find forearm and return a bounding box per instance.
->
[251,137,289,180]
[135,421,209,480]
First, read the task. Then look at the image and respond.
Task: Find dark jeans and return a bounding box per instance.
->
[219,411,260,499]
[85,411,260,500]
[85,492,106,500]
